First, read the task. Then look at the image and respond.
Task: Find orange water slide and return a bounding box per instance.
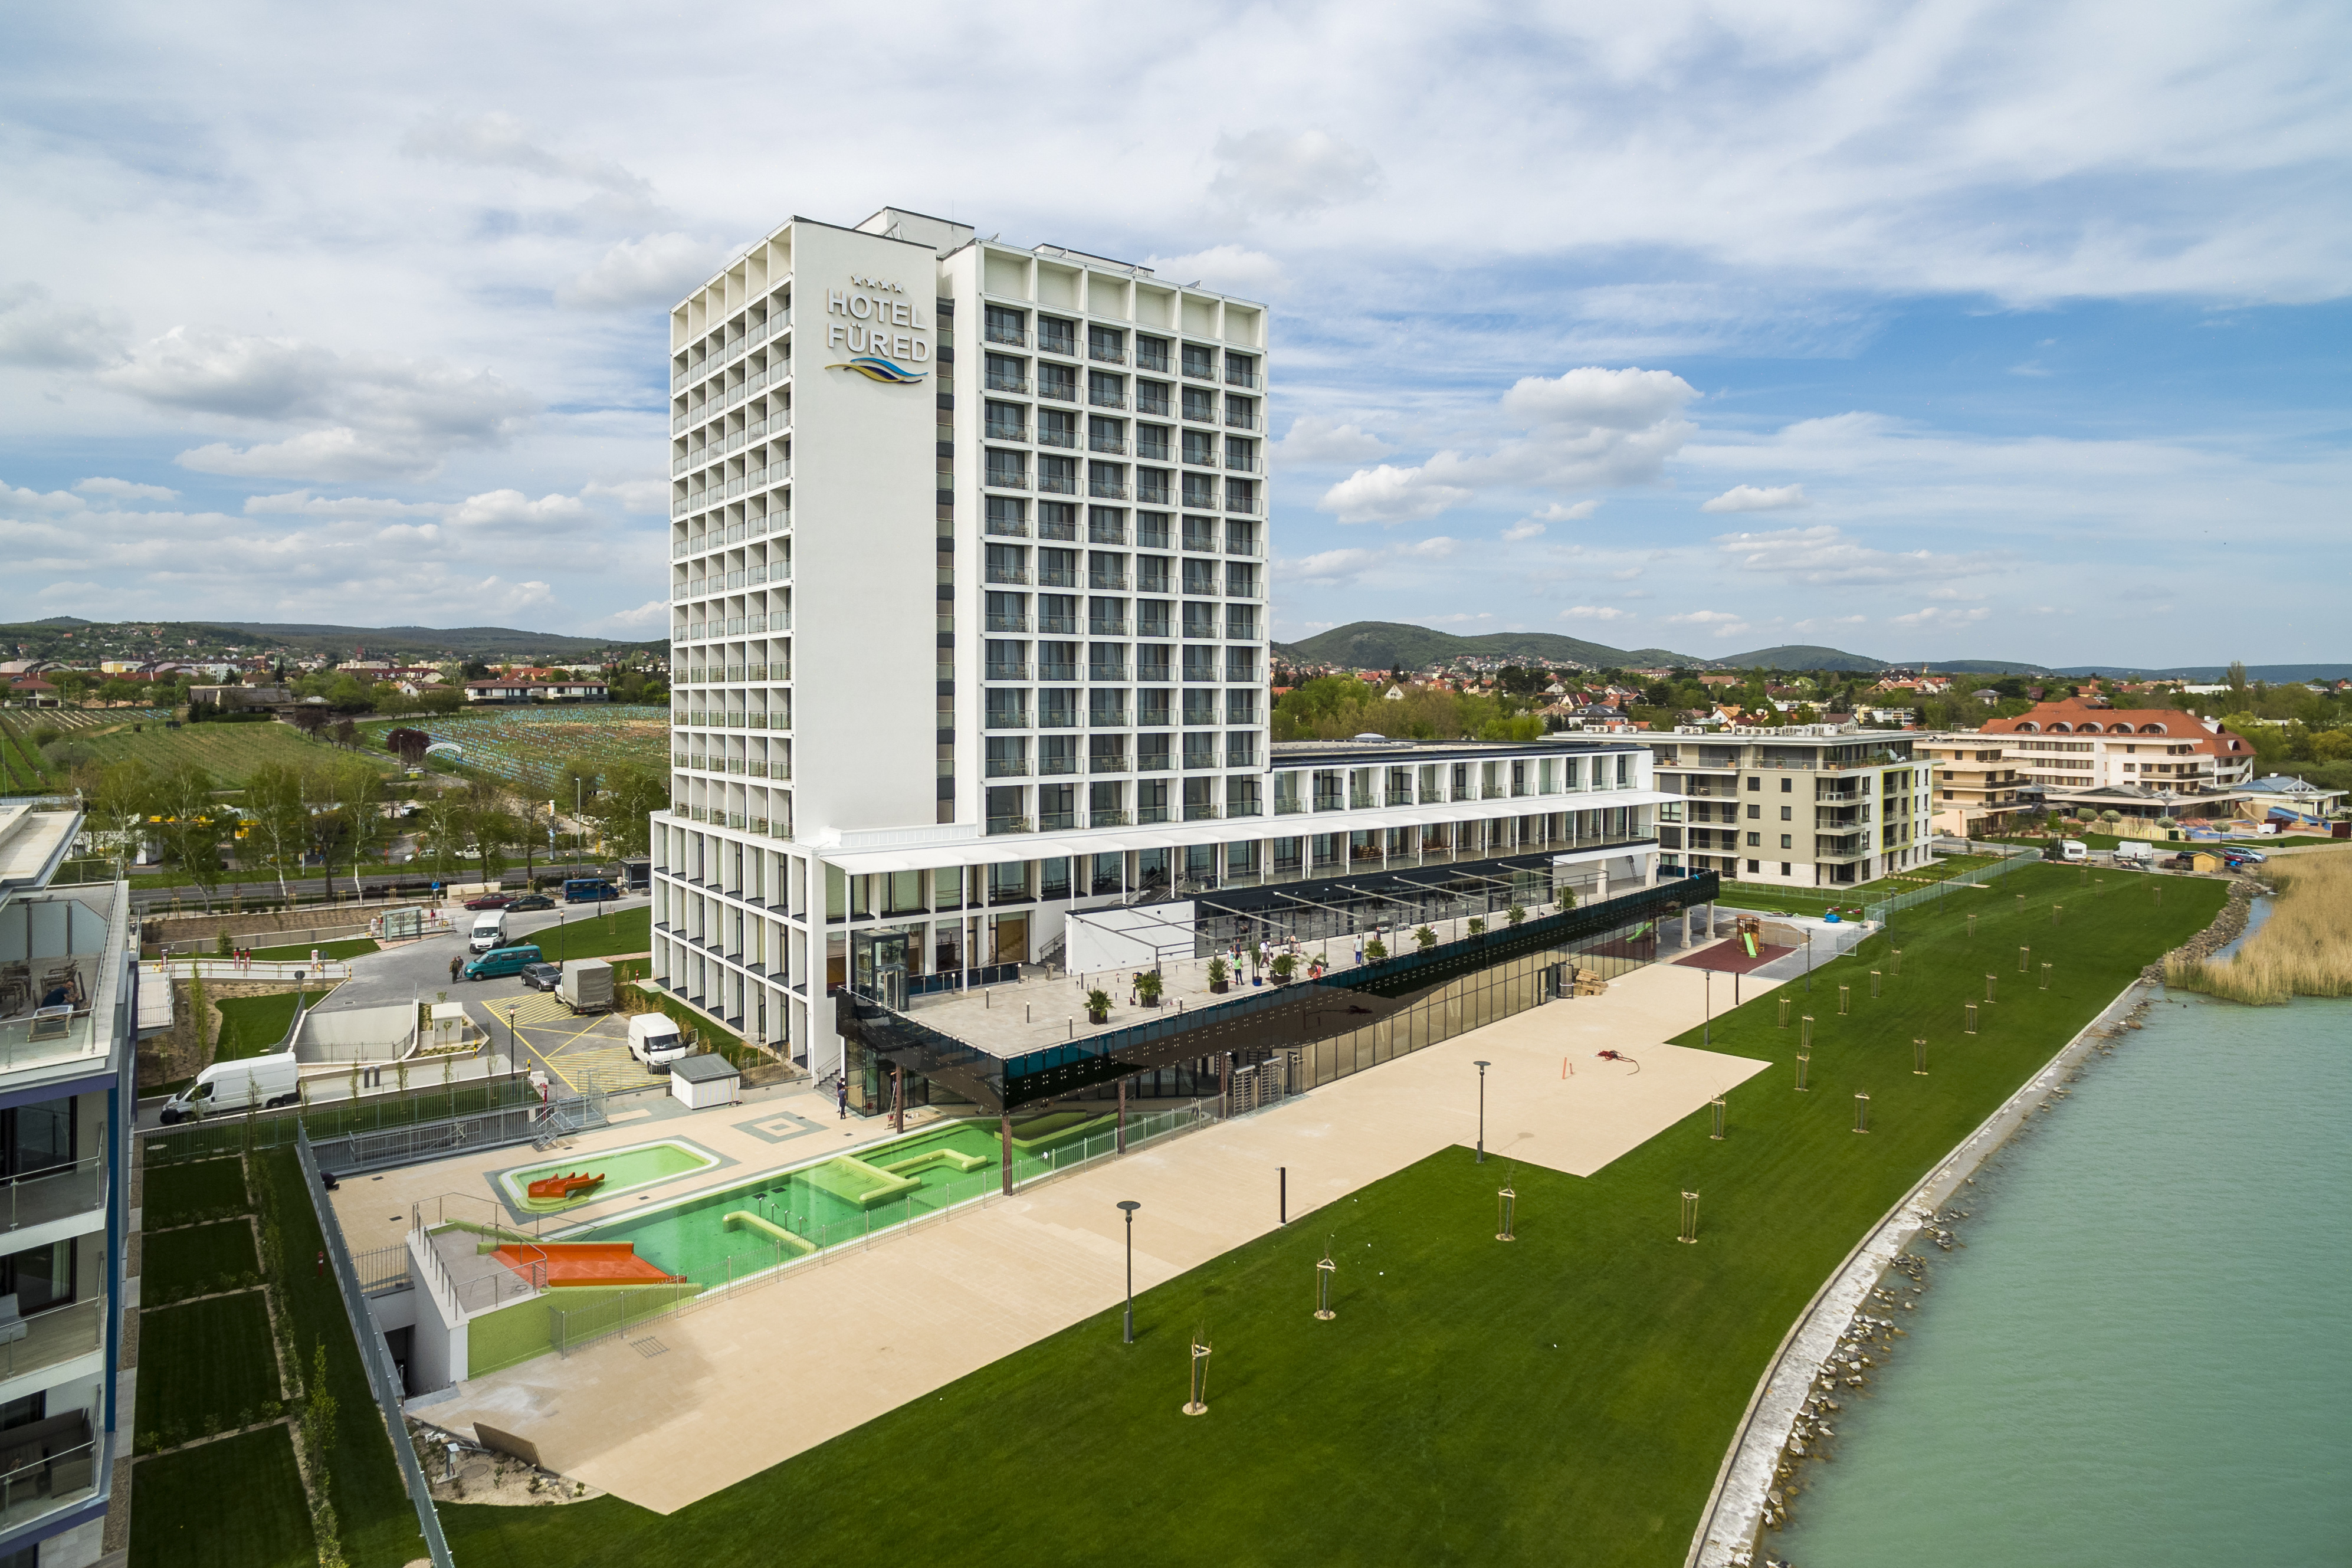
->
[492,1242,685,1286]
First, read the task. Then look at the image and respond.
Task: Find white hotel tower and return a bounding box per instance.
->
[654,208,1665,1095]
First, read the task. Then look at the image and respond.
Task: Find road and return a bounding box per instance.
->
[314,891,653,1015]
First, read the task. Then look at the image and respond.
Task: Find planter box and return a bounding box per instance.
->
[1209,980,1229,994]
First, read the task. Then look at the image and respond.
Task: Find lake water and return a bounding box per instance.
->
[1773,991,2352,1567]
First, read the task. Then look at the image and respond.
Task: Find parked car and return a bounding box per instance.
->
[519,962,564,991]
[2222,848,2266,867]
[463,892,515,910]
[505,894,555,911]
[462,944,545,981]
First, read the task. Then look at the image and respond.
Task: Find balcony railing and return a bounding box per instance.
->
[986,373,1032,395]
[0,1298,102,1385]
[1224,410,1262,431]
[1136,353,1170,373]
[985,424,1029,443]
[985,757,1029,778]
[1225,367,1262,388]
[986,816,1034,836]
[1224,496,1264,515]
[1136,393,1170,416]
[985,566,1029,585]
[1088,345,1127,365]
[1038,427,1077,448]
[1088,391,1129,410]
[986,613,1028,633]
[985,326,1029,347]
[1038,381,1078,403]
[0,1158,104,1239]
[1087,437,1130,455]
[985,663,1028,681]
[1037,336,1077,358]
[1225,455,1264,473]
[1088,481,1129,500]
[984,471,1031,490]
[1182,358,1218,381]
[1038,473,1077,494]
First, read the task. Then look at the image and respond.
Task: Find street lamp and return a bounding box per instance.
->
[1117,1200,1141,1343]
[506,1003,519,1080]
[1473,1059,1491,1162]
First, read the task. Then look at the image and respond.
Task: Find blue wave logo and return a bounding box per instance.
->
[826,355,927,385]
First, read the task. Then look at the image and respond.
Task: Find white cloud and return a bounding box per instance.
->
[1285,547,1384,585]
[1890,605,1993,628]
[400,111,651,198]
[74,476,178,502]
[1665,609,1753,639]
[1209,129,1381,219]
[1531,500,1600,522]
[557,232,719,310]
[1560,606,1635,622]
[1318,367,1695,524]
[1142,244,1288,299]
[1501,521,1546,542]
[0,284,120,370]
[603,599,673,629]
[179,428,424,482]
[2,483,84,514]
[1319,464,1475,526]
[243,491,442,519]
[581,478,671,514]
[1714,524,1990,586]
[1278,416,1392,464]
[447,490,588,527]
[1701,483,1810,513]
[1400,536,1457,559]
[1429,612,1497,625]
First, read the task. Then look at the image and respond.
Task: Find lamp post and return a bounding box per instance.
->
[1117,1200,1140,1343]
[1703,970,1712,1048]
[506,1003,519,1080]
[1473,1060,1491,1162]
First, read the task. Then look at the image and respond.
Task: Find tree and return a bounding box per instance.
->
[153,762,227,909]
[459,783,517,887]
[418,686,464,716]
[416,788,468,890]
[336,763,386,892]
[288,704,329,740]
[329,718,359,749]
[80,759,153,875]
[384,727,431,769]
[244,762,313,899]
[583,765,666,858]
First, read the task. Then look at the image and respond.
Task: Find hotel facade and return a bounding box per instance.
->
[651,208,1672,1087]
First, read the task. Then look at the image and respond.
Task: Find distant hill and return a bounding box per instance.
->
[1272,621,1713,672]
[0,619,667,661]
[1711,645,1887,673]
[2046,663,2352,683]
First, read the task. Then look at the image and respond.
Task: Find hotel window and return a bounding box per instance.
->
[1747,832,1761,847]
[1038,689,1078,729]
[1136,601,1172,639]
[984,304,1027,346]
[985,496,1028,536]
[1225,605,1257,641]
[1136,733,1172,772]
[1037,363,1077,402]
[1135,555,1170,594]
[1779,834,1793,849]
[1182,733,1218,770]
[1182,603,1218,641]
[1135,511,1171,549]
[1223,647,1256,683]
[1225,689,1257,724]
[1182,343,1217,379]
[1182,646,1217,683]
[1038,594,1078,635]
[1183,688,1217,726]
[1039,735,1078,775]
[1036,315,1077,356]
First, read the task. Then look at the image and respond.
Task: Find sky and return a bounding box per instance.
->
[1,1,2346,668]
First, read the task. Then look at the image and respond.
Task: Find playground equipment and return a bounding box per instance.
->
[525,1171,606,1203]
[1735,913,1763,959]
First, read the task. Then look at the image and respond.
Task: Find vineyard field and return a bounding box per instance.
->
[14,717,398,789]
[361,706,670,793]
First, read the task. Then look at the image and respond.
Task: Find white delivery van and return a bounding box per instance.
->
[2113,840,2154,866]
[468,910,510,953]
[159,1051,302,1123]
[626,1013,690,1073]
[2057,839,2088,862]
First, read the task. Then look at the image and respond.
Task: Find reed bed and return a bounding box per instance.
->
[2167,854,2352,1003]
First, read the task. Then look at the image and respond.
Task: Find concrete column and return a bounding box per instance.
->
[1116,1076,1127,1154]
[1000,1113,1014,1195]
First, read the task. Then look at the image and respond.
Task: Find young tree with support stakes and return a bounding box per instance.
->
[336,763,386,895]
[244,762,313,900]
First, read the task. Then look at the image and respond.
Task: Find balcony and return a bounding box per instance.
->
[1088,389,1129,411]
[985,756,1029,778]
[985,423,1029,444]
[984,471,1031,491]
[985,325,1029,347]
[1088,437,1130,455]
[1224,455,1264,474]
[1223,410,1262,431]
[985,662,1028,682]
[1183,801,1222,821]
[1181,357,1218,382]
[1088,345,1127,365]
[1225,366,1262,389]
[0,1298,103,1386]
[985,373,1032,395]
[1088,480,1129,500]
[985,565,1029,586]
[986,816,1034,836]
[1037,381,1077,403]
[1089,808,1132,826]
[1037,334,1077,359]
[1223,496,1264,516]
[1136,351,1170,374]
[1038,472,1077,496]
[0,1159,104,1240]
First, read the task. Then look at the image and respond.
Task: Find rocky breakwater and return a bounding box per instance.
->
[2143,876,2255,982]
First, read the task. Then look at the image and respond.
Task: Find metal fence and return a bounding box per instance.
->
[296,1126,454,1568]
[1865,845,2039,926]
[308,1089,609,1175]
[542,1087,1275,1358]
[347,1241,411,1295]
[142,1077,549,1164]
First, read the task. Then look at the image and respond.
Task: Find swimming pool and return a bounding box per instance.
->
[566,1111,1132,1281]
[496,1139,721,1213]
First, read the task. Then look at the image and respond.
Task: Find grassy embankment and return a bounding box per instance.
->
[207,988,334,1062]
[437,862,2221,1568]
[248,937,380,963]
[132,1144,424,1568]
[2167,853,2352,1003]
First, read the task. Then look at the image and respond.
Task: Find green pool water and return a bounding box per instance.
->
[570,1112,1123,1280]
[498,1139,720,1212]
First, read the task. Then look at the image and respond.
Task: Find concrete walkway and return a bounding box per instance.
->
[425,949,1774,1515]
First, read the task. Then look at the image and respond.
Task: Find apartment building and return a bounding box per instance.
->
[1918,736,2025,837]
[0,805,136,1566]
[1979,697,2255,818]
[653,206,1667,1078]
[1644,726,1934,887]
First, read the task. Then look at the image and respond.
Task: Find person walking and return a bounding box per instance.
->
[448,952,462,985]
[1353,931,1364,965]
[836,1074,848,1119]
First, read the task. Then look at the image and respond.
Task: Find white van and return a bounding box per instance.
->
[2113,840,2154,866]
[468,910,510,953]
[627,1013,689,1072]
[2057,839,2088,862]
[159,1051,301,1123]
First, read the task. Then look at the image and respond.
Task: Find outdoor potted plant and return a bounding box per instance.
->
[1136,970,1164,1008]
[1467,916,1487,939]
[1085,987,1112,1025]
[1208,957,1229,994]
[1364,936,1388,963]
[1506,903,1527,927]
[1414,925,1438,951]
[1271,952,1297,985]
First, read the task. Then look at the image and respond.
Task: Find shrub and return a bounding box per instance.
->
[1467,916,1487,938]
[1084,987,1112,1017]
[1135,970,1163,1003]
[1506,904,1527,926]
[1414,926,1438,950]
[1207,957,1228,985]
[1365,937,1388,962]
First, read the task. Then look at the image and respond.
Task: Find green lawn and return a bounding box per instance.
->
[135,1293,283,1451]
[209,988,333,1061]
[252,1150,428,1567]
[1990,830,2343,852]
[143,1220,261,1301]
[143,1156,250,1227]
[248,936,379,962]
[524,905,649,962]
[439,863,2223,1568]
[130,1425,316,1568]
